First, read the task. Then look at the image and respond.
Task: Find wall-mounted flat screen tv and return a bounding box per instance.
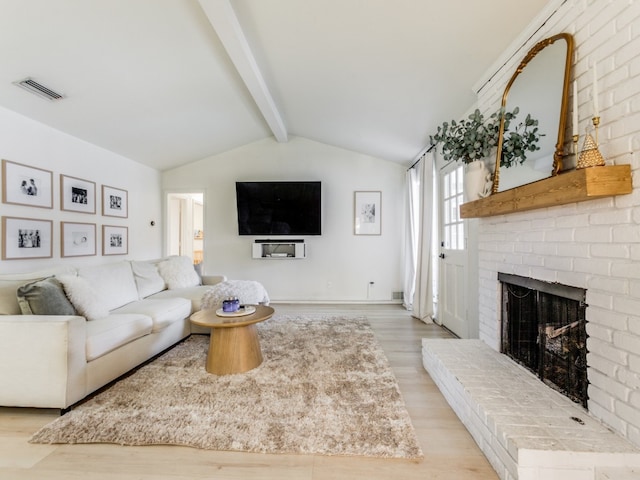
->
[235,181,321,236]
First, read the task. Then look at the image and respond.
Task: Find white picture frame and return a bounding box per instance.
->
[2,216,53,260]
[1,159,53,209]
[102,225,128,255]
[102,185,128,218]
[60,174,96,214]
[61,222,97,257]
[354,191,381,235]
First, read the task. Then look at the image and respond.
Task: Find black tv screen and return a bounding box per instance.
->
[235,181,322,236]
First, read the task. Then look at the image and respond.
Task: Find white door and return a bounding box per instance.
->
[438,163,468,338]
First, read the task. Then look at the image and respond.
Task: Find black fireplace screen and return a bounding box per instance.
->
[499,274,588,408]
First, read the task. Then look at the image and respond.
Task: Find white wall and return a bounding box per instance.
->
[162,136,406,302]
[474,0,640,447]
[0,106,163,274]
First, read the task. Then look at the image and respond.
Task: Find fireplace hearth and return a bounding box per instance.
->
[498,273,588,408]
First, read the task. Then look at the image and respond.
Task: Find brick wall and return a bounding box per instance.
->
[475,0,640,447]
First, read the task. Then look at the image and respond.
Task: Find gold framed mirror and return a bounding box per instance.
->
[492,33,574,193]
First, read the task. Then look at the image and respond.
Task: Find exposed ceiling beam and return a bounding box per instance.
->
[198,0,288,143]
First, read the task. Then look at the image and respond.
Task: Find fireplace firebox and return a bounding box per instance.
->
[498,273,588,408]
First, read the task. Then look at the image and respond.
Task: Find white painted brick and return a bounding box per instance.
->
[590,369,630,402]
[611,262,640,280]
[587,352,621,378]
[613,331,640,355]
[558,243,590,258]
[628,317,640,336]
[591,243,630,259]
[575,225,612,243]
[587,323,614,342]
[612,225,640,243]
[590,209,632,225]
[588,277,629,296]
[532,242,558,256]
[588,337,629,365]
[556,271,589,289]
[545,228,575,242]
[587,306,629,330]
[614,296,640,316]
[575,258,611,276]
[615,400,640,431]
[544,256,574,272]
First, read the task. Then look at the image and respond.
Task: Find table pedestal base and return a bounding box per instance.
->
[206,324,263,375]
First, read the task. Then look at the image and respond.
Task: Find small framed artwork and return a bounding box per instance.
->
[102,185,128,218]
[61,222,96,257]
[2,216,53,260]
[60,175,96,214]
[354,191,382,235]
[102,225,128,255]
[1,159,53,209]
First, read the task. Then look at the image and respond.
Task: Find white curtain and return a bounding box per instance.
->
[403,152,435,323]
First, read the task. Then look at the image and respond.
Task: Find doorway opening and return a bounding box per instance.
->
[166,192,204,273]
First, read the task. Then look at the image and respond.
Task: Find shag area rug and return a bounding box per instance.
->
[30,314,423,459]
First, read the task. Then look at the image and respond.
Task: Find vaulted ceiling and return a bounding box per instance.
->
[0,0,551,171]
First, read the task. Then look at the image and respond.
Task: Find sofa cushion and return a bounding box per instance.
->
[111,298,190,332]
[77,262,139,311]
[16,277,77,316]
[157,256,201,289]
[149,285,216,312]
[0,266,77,315]
[85,314,153,361]
[58,275,110,321]
[131,261,166,298]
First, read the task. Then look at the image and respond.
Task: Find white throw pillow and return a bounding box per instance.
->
[131,261,166,298]
[58,274,110,321]
[157,256,201,290]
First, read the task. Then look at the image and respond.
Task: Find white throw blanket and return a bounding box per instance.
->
[201,280,270,310]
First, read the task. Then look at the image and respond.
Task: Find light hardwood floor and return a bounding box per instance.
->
[0,304,498,479]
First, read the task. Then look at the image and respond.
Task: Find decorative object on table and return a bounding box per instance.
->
[1,159,53,209]
[30,314,423,459]
[102,225,128,255]
[60,174,96,214]
[354,190,381,235]
[221,296,240,313]
[61,222,97,257]
[1,216,53,260]
[215,305,256,317]
[101,185,128,218]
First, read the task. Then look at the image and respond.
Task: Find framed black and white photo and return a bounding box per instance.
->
[2,216,53,260]
[102,185,128,218]
[61,175,96,214]
[61,222,96,257]
[102,225,128,255]
[1,159,53,209]
[354,191,381,235]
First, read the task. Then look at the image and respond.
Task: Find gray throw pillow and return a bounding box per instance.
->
[17,277,77,316]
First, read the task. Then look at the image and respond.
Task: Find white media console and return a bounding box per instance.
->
[252,240,306,259]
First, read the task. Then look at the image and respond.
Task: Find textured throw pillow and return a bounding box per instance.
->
[131,261,166,298]
[157,256,201,290]
[58,274,110,321]
[16,277,77,316]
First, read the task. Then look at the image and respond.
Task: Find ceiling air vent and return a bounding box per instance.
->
[13,77,65,101]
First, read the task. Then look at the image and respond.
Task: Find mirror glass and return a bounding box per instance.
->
[493,33,574,192]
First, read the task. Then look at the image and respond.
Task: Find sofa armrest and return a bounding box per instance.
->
[0,315,87,409]
[201,274,226,286]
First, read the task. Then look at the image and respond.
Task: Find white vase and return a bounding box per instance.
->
[464,160,493,202]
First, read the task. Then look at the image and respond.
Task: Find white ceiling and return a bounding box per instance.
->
[0,0,551,171]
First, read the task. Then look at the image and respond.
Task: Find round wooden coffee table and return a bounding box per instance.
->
[190,305,274,375]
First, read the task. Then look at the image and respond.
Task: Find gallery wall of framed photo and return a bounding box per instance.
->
[1,159,130,261]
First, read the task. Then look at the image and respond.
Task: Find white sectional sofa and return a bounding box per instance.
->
[0,256,227,410]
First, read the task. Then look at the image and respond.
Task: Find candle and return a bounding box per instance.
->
[573,80,579,136]
[592,62,599,117]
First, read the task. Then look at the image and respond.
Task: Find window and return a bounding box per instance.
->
[442,165,464,250]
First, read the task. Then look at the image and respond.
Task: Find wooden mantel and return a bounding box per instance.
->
[460,165,632,218]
